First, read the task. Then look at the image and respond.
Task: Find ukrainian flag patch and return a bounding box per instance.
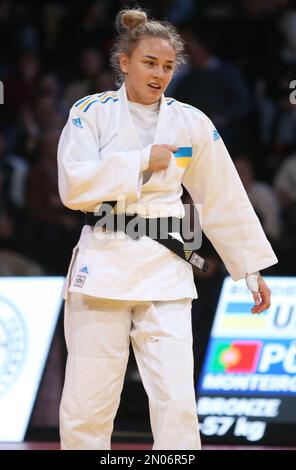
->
[174,147,192,168]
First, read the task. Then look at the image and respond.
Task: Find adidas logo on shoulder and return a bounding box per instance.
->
[213,128,220,141]
[72,117,83,128]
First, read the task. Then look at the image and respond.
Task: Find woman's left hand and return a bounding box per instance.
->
[251,275,271,314]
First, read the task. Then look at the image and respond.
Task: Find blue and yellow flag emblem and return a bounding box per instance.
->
[174,147,192,168]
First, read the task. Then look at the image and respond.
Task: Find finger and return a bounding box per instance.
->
[260,285,271,303]
[251,294,270,314]
[251,292,260,314]
[252,292,260,306]
[257,285,271,312]
[258,277,271,303]
[252,302,270,314]
[167,145,179,152]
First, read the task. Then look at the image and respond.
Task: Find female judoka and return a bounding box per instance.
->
[57,8,277,450]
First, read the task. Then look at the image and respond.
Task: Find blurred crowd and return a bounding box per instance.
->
[1,0,296,276]
[1,0,296,429]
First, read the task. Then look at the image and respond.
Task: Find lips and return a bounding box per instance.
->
[148,84,161,90]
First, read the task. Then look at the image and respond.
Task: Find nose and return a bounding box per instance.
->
[153,65,164,79]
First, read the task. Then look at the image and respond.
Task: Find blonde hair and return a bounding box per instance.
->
[110,8,186,86]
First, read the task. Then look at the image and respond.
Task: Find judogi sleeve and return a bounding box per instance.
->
[182,115,278,280]
[57,104,151,211]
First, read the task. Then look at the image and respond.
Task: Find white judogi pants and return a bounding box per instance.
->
[59,294,201,450]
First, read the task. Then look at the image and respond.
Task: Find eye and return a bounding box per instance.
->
[164,65,173,72]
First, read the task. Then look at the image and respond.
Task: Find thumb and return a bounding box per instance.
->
[252,292,261,306]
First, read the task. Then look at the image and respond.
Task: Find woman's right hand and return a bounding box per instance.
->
[148,144,178,172]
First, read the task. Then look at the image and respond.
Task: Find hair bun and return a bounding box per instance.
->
[119,9,148,31]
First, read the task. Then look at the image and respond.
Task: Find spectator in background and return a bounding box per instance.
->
[0,131,28,251]
[279,5,296,65]
[234,155,282,242]
[12,73,65,165]
[258,76,296,162]
[174,33,251,150]
[63,47,105,108]
[0,130,45,274]
[26,129,82,273]
[274,152,296,207]
[0,132,15,247]
[272,151,296,275]
[4,52,40,125]
[274,152,296,253]
[0,250,43,276]
[40,2,68,68]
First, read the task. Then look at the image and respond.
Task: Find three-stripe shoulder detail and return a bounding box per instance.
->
[74,91,119,112]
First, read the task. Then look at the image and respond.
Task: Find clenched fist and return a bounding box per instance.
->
[148,144,178,172]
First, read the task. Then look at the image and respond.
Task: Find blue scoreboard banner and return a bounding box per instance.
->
[196,276,296,445]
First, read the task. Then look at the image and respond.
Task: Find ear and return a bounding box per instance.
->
[119,53,129,74]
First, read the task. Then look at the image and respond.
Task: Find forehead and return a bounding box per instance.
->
[133,37,176,61]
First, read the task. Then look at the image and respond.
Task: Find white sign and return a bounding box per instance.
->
[0,277,64,442]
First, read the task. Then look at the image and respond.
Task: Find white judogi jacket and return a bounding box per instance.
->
[58,83,277,301]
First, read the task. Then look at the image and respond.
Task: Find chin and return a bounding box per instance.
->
[140,96,157,105]
[146,98,160,105]
[147,91,162,100]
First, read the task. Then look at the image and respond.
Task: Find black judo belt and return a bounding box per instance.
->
[85,202,209,273]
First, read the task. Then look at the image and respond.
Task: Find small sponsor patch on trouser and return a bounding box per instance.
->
[73,274,86,288]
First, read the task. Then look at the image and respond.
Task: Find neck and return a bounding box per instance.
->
[124,83,160,106]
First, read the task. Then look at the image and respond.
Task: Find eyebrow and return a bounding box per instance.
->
[143,55,175,63]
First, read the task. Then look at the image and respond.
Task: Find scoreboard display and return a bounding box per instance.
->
[196,277,296,445]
